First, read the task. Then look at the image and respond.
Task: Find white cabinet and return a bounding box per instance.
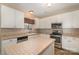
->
[1,5,15,28]
[34,18,40,28]
[62,10,79,28]
[0,5,24,28]
[39,10,79,28]
[1,38,17,47]
[1,38,17,54]
[51,15,62,23]
[71,11,79,28]
[15,10,24,28]
[39,19,45,28]
[39,18,51,29]
[43,19,51,28]
[50,16,57,23]
[62,36,73,50]
[62,36,79,53]
[62,13,73,28]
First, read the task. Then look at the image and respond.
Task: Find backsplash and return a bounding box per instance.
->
[0,28,38,36]
[1,28,79,35]
[36,28,79,34]
[36,29,52,34]
[63,28,79,34]
[0,28,27,35]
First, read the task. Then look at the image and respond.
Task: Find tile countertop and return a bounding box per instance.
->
[1,32,37,40]
[3,34,55,55]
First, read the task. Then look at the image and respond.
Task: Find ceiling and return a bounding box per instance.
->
[1,3,79,18]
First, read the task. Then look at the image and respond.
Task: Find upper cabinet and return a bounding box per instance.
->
[34,18,40,29]
[39,15,62,29]
[62,13,73,28]
[62,10,79,28]
[1,5,16,28]
[71,11,79,28]
[15,10,24,28]
[0,5,24,28]
[38,10,79,29]
[39,18,51,29]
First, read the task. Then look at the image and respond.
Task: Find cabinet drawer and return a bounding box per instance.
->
[62,36,72,43]
[10,38,17,44]
[2,40,10,47]
[2,38,17,47]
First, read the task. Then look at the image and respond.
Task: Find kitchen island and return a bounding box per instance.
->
[1,34,55,55]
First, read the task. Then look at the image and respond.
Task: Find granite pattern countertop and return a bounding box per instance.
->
[1,32,37,40]
[3,34,55,55]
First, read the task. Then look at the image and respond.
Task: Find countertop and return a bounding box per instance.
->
[1,33,37,40]
[3,34,55,55]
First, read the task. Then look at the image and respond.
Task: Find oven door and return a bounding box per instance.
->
[50,35,62,43]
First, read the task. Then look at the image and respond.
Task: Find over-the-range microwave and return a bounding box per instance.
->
[51,23,62,29]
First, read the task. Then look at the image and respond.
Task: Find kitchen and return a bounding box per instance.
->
[0,3,79,55]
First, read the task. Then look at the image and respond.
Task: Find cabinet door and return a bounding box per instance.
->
[1,5,15,28]
[39,19,51,29]
[45,19,51,28]
[62,13,73,28]
[62,36,73,50]
[56,15,63,23]
[39,19,45,28]
[1,38,17,54]
[15,10,24,28]
[51,16,58,23]
[34,18,40,28]
[1,38,17,47]
[70,37,79,52]
[62,36,79,52]
[71,11,79,28]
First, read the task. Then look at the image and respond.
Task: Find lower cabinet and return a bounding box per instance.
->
[62,36,79,53]
[1,38,17,54]
[41,43,54,55]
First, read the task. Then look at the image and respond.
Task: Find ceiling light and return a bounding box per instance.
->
[47,3,52,6]
[29,10,33,14]
[42,3,56,7]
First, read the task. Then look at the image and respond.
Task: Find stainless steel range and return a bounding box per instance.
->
[50,30,62,43]
[50,23,62,48]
